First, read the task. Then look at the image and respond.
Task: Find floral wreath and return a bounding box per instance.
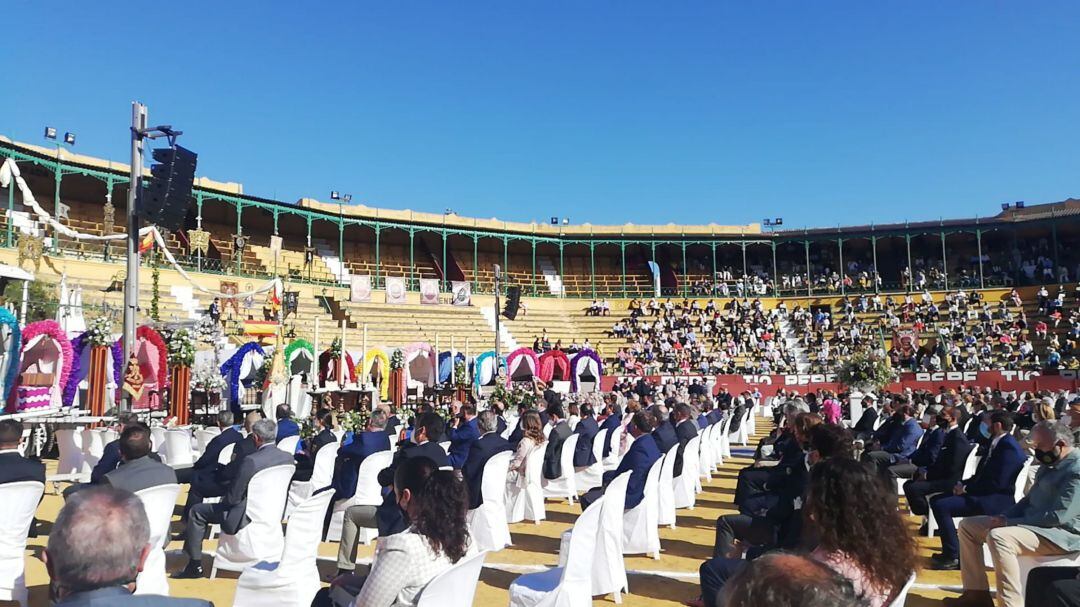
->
[8,320,73,413]
[220,342,266,413]
[284,339,315,370]
[318,348,357,385]
[0,308,20,403]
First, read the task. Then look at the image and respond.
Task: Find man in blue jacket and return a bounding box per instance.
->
[651,405,678,454]
[888,410,946,482]
[948,421,1080,607]
[598,402,623,458]
[460,410,513,510]
[929,410,1027,570]
[329,409,391,502]
[579,413,660,511]
[862,404,923,477]
[572,404,599,468]
[447,402,480,470]
[275,404,300,444]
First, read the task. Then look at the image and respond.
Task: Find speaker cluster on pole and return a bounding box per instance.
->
[137,144,197,232]
[502,285,521,320]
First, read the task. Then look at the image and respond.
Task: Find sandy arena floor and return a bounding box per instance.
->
[22,424,972,606]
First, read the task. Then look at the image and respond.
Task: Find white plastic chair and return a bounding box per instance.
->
[0,481,44,606]
[673,435,701,509]
[506,446,546,524]
[1018,551,1080,598]
[211,464,296,578]
[575,430,607,493]
[277,434,301,454]
[886,571,917,607]
[466,451,514,552]
[233,489,335,607]
[738,408,753,446]
[508,495,604,607]
[698,425,715,482]
[656,444,678,528]
[325,449,394,543]
[195,427,222,455]
[602,426,624,472]
[542,434,580,504]
[717,414,734,460]
[622,457,663,560]
[150,426,168,463]
[415,550,488,607]
[558,471,631,603]
[164,428,195,469]
[80,428,108,471]
[286,442,339,518]
[134,483,182,596]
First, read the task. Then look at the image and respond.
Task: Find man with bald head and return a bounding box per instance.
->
[46,486,211,606]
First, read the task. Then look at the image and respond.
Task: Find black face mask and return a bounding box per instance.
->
[1034,446,1063,466]
[935,417,950,429]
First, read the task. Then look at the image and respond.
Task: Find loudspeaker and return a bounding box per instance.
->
[138,145,197,231]
[502,285,521,320]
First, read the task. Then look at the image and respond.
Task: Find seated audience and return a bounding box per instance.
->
[579,412,661,511]
[373,412,449,538]
[1025,565,1080,607]
[460,410,513,510]
[0,419,44,484]
[946,421,1080,607]
[180,411,260,518]
[315,456,470,607]
[929,410,1027,571]
[672,402,700,478]
[174,418,294,579]
[861,404,923,477]
[333,410,392,574]
[88,413,141,485]
[45,486,211,606]
[572,404,599,469]
[902,407,973,519]
[651,405,678,454]
[542,405,572,481]
[294,408,338,482]
[275,404,300,444]
[447,402,479,469]
[102,425,177,495]
[507,411,546,488]
[721,552,869,607]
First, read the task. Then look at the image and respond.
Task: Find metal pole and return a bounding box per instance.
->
[976,229,985,289]
[494,264,501,365]
[123,102,147,399]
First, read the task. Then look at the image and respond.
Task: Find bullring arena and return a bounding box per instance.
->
[0,134,1078,607]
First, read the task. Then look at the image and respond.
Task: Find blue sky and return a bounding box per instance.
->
[3,2,1079,229]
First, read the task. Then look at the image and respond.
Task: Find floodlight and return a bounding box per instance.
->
[64,132,76,145]
[330,191,340,200]
[44,127,57,140]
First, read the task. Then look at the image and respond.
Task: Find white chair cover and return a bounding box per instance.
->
[673,436,701,509]
[164,428,195,469]
[286,442,339,518]
[0,481,43,606]
[80,428,107,471]
[134,483,182,596]
[542,434,580,504]
[698,425,715,480]
[195,427,222,455]
[233,490,335,607]
[622,458,663,559]
[415,550,488,607]
[925,447,980,536]
[1018,551,1080,598]
[656,444,678,528]
[467,451,514,552]
[51,428,88,483]
[602,426,624,472]
[277,435,301,454]
[575,429,607,493]
[886,572,917,607]
[508,496,604,607]
[558,472,631,601]
[506,446,546,524]
[325,449,393,542]
[150,426,168,463]
[212,464,296,577]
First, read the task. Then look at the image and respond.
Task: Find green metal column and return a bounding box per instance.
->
[771,242,778,294]
[6,170,13,248]
[710,242,717,284]
[531,241,536,295]
[838,237,845,295]
[338,216,345,285]
[590,243,596,298]
[871,235,879,293]
[235,202,244,275]
[502,237,508,284]
[940,231,948,291]
[681,242,688,297]
[620,242,627,297]
[559,243,564,291]
[52,162,61,253]
[905,234,913,291]
[409,230,415,290]
[374,226,381,288]
[442,229,448,292]
[1052,222,1060,279]
[804,240,811,296]
[472,235,478,291]
[976,229,985,289]
[741,242,748,281]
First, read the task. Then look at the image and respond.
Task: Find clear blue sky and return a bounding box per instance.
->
[4,2,1079,229]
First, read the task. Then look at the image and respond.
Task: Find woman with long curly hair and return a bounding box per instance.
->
[507,410,546,487]
[803,457,918,607]
[316,456,470,607]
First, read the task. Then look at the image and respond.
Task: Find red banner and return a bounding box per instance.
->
[601,370,1078,397]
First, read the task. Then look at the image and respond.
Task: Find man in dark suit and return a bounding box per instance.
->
[672,403,699,478]
[696,403,710,430]
[461,411,513,510]
[179,410,258,518]
[862,404,924,477]
[174,418,295,579]
[706,403,724,426]
[370,412,449,542]
[102,425,177,495]
[651,405,678,454]
[89,412,141,484]
[580,412,661,510]
[888,413,946,481]
[928,410,1027,570]
[0,419,44,484]
[851,396,879,441]
[598,403,623,458]
[333,409,392,573]
[726,400,746,439]
[543,404,573,481]
[572,404,599,469]
[45,486,212,607]
[903,407,973,517]
[447,402,480,469]
[176,411,243,486]
[275,403,300,444]
[294,408,337,482]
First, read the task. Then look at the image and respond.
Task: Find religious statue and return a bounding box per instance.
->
[122,354,144,402]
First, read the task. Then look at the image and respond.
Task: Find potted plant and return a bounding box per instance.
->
[166,328,195,425]
[84,316,114,416]
[389,348,405,408]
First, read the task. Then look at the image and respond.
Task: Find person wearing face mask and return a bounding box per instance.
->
[902,407,974,520]
[372,412,449,539]
[1063,399,1080,446]
[929,411,1027,572]
[947,421,1080,607]
[861,404,924,479]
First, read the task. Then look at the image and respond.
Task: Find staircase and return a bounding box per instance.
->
[538,257,565,297]
[168,285,202,319]
[480,305,519,351]
[777,315,811,373]
[313,239,352,285]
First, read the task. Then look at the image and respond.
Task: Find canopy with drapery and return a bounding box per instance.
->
[359,348,390,401]
[284,339,315,379]
[472,351,504,390]
[0,308,21,405]
[403,342,436,388]
[8,320,72,413]
[437,351,466,384]
[505,347,540,386]
[570,348,604,393]
[220,342,266,415]
[538,349,571,383]
[318,349,357,387]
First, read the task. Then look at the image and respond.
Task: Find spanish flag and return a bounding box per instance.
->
[138,231,155,254]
